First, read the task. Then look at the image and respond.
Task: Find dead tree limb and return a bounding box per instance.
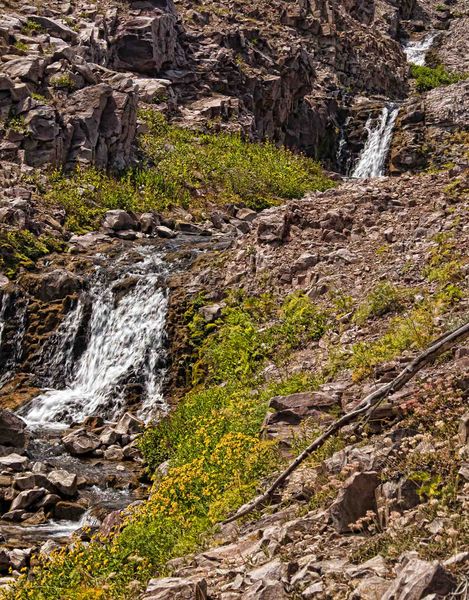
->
[223,320,469,524]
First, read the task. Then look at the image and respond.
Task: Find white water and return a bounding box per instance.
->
[21,250,168,426]
[351,105,399,179]
[404,32,437,66]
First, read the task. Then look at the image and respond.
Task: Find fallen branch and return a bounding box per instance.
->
[223,319,469,524]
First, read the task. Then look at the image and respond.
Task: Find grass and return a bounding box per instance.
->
[43,111,335,233]
[410,64,468,92]
[0,230,65,279]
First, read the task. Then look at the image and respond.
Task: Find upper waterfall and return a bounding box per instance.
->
[20,249,168,427]
[404,32,438,66]
[351,105,399,179]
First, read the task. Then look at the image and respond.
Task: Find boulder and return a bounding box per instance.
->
[62,429,100,456]
[25,269,83,302]
[52,501,86,521]
[382,556,456,599]
[0,453,29,471]
[0,409,26,448]
[104,446,124,461]
[27,15,78,43]
[47,469,77,498]
[256,212,290,245]
[142,577,207,600]
[102,210,138,231]
[10,487,46,511]
[329,471,380,533]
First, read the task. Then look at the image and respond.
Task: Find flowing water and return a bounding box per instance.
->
[351,105,399,179]
[404,32,438,66]
[19,248,168,427]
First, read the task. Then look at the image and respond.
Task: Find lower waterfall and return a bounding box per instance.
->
[404,32,438,66]
[351,105,399,179]
[19,249,168,427]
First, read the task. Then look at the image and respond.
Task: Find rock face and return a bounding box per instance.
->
[0,410,26,448]
[382,556,456,599]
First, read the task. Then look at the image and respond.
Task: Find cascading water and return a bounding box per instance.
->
[404,32,438,66]
[0,292,27,387]
[20,249,168,427]
[351,105,399,179]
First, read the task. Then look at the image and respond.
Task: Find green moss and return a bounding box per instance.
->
[43,113,335,233]
[410,64,468,92]
[0,230,65,278]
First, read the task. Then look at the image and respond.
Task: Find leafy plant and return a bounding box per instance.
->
[410,64,468,92]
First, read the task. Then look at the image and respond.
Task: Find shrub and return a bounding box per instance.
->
[410,64,468,92]
[353,281,406,324]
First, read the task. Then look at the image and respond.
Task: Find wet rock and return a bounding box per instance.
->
[52,501,86,521]
[329,471,379,533]
[62,429,100,456]
[102,210,138,232]
[24,269,83,302]
[47,469,77,498]
[10,487,46,510]
[0,409,26,448]
[142,576,208,599]
[382,555,456,599]
[175,222,211,236]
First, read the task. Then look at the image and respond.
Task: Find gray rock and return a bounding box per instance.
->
[0,454,29,471]
[47,469,77,498]
[155,225,177,238]
[103,446,124,461]
[102,210,138,231]
[329,471,379,533]
[10,487,46,510]
[62,429,100,456]
[142,577,207,599]
[114,413,144,436]
[382,557,456,599]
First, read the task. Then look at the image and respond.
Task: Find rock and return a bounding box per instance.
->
[198,304,222,322]
[27,15,78,43]
[329,471,380,533]
[47,469,78,498]
[176,222,211,236]
[459,413,469,446]
[62,429,100,456]
[10,487,46,510]
[0,409,26,448]
[302,581,324,599]
[114,413,144,436]
[269,391,338,414]
[236,208,257,222]
[257,212,290,245]
[0,454,29,471]
[142,576,207,599]
[104,446,124,461]
[52,501,86,521]
[14,472,52,492]
[140,212,160,234]
[382,557,456,599]
[24,269,83,302]
[7,548,29,571]
[244,580,288,599]
[155,225,177,238]
[102,210,138,231]
[351,576,391,599]
[99,426,120,446]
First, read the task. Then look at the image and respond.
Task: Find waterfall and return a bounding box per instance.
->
[404,32,438,66]
[20,249,168,426]
[351,105,399,179]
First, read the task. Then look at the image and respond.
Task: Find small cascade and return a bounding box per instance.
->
[20,249,168,426]
[404,32,438,66]
[351,105,399,179]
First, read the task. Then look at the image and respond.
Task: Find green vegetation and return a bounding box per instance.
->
[353,281,406,325]
[0,230,65,278]
[21,20,42,35]
[44,111,334,233]
[410,64,468,92]
[49,73,76,91]
[13,40,29,52]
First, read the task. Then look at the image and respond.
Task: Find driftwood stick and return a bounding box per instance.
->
[223,320,469,524]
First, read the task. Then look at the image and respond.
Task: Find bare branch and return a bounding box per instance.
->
[223,320,469,524]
